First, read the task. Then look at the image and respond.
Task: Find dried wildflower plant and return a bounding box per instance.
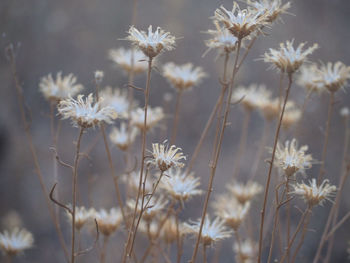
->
[293,178,336,207]
[205,21,238,54]
[126,25,176,58]
[94,208,123,236]
[162,62,206,91]
[39,72,83,102]
[274,138,314,177]
[263,40,318,74]
[227,180,263,204]
[233,239,257,263]
[160,168,202,201]
[57,93,118,128]
[315,61,350,93]
[130,106,164,131]
[148,142,186,171]
[297,64,325,94]
[108,47,148,74]
[214,2,267,39]
[0,228,34,256]
[127,195,168,221]
[247,0,291,24]
[66,206,95,230]
[109,122,139,151]
[184,216,232,246]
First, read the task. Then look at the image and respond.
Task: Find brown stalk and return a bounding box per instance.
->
[202,244,208,263]
[190,38,242,263]
[6,44,69,261]
[286,176,291,263]
[291,210,312,263]
[317,92,335,183]
[170,89,183,145]
[258,72,294,263]
[123,57,153,262]
[100,235,109,263]
[71,127,84,263]
[94,80,127,225]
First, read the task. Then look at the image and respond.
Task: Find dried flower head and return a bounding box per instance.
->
[162,62,206,91]
[109,122,139,151]
[126,25,176,58]
[130,106,164,131]
[66,206,95,230]
[247,0,291,23]
[205,21,238,54]
[214,2,267,39]
[233,239,257,263]
[297,64,325,94]
[122,170,153,194]
[315,61,350,93]
[213,195,251,230]
[39,72,83,102]
[94,208,122,236]
[108,47,148,74]
[231,84,272,111]
[57,94,118,128]
[99,87,136,118]
[148,142,186,171]
[184,216,232,246]
[260,98,296,120]
[126,195,168,221]
[281,107,301,130]
[160,169,202,201]
[340,107,350,118]
[293,178,336,207]
[94,70,104,84]
[0,228,34,256]
[263,40,318,74]
[138,220,159,240]
[274,138,314,177]
[227,181,263,204]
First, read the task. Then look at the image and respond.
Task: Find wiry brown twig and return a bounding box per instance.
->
[75,219,99,257]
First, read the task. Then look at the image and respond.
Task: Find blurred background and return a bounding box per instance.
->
[1,0,350,262]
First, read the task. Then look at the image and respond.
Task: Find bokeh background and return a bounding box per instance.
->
[1,0,350,262]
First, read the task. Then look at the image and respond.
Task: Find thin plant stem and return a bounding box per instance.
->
[100,235,109,263]
[234,231,242,257]
[291,210,312,263]
[286,177,291,263]
[175,205,183,263]
[202,244,207,263]
[123,57,153,262]
[317,92,335,183]
[258,72,294,263]
[6,45,69,262]
[325,209,350,240]
[71,127,85,263]
[190,38,242,263]
[186,52,230,174]
[94,81,127,225]
[170,89,183,145]
[323,115,350,262]
[249,119,270,181]
[294,90,312,137]
[279,207,311,263]
[232,109,251,178]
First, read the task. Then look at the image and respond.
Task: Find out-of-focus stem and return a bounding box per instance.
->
[100,235,109,263]
[258,73,293,263]
[170,90,183,145]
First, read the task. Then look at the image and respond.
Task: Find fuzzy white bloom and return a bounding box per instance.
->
[233,239,257,263]
[340,107,350,117]
[264,40,318,74]
[94,70,104,84]
[109,122,139,151]
[163,62,206,91]
[99,87,136,118]
[66,206,95,230]
[213,195,251,230]
[247,0,291,23]
[126,195,168,221]
[160,168,202,201]
[127,25,176,58]
[148,142,186,171]
[214,2,267,39]
[184,216,232,246]
[57,94,118,128]
[108,47,148,74]
[227,181,263,204]
[130,107,164,131]
[297,64,325,94]
[0,228,34,256]
[274,138,314,176]
[231,84,272,111]
[205,21,238,54]
[39,72,83,102]
[122,170,153,194]
[315,61,350,93]
[293,178,336,207]
[281,107,302,130]
[94,208,122,236]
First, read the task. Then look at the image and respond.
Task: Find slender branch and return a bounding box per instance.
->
[258,73,294,263]
[100,235,109,263]
[291,210,312,263]
[317,92,335,183]
[5,44,69,261]
[49,183,72,214]
[190,39,242,263]
[75,219,99,257]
